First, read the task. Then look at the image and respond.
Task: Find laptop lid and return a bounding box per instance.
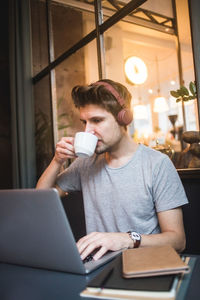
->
[0,188,121,274]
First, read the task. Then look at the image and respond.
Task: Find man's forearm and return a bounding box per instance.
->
[140,231,186,253]
[36,157,63,189]
[76,230,186,261]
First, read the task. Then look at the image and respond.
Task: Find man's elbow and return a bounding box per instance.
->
[176,234,186,253]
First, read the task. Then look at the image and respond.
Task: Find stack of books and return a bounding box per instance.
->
[80,246,196,300]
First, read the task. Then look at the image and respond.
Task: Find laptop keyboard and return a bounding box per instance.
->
[83,253,94,264]
[82,248,100,264]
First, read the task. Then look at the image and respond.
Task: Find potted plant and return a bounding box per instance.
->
[170,81,197,103]
[35,97,72,177]
[170,81,200,168]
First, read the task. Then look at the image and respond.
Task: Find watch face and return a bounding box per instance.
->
[131,231,141,241]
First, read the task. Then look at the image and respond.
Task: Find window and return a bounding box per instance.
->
[30,0,199,178]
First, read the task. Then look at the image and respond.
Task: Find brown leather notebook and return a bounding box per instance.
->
[122,245,190,278]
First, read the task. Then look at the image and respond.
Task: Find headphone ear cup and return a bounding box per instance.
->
[117,108,133,126]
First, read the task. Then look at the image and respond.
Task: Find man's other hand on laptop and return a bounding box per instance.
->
[77,232,132,261]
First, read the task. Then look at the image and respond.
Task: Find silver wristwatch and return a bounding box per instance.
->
[127,231,141,248]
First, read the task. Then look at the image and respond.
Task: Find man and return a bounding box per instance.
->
[36,79,188,261]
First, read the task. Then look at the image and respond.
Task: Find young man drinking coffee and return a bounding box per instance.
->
[36,79,188,261]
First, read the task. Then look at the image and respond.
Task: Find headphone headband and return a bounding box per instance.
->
[94,81,125,107]
[93,81,133,126]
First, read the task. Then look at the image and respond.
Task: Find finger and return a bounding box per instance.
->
[56,141,74,153]
[93,246,107,261]
[77,232,98,248]
[56,142,76,157]
[57,148,74,157]
[77,238,96,255]
[80,243,99,260]
[77,233,101,258]
[61,136,75,145]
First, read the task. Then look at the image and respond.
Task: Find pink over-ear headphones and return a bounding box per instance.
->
[93,81,133,126]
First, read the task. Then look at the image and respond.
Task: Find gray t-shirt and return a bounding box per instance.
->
[57,144,188,235]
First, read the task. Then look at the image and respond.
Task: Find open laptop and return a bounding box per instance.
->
[0,188,121,274]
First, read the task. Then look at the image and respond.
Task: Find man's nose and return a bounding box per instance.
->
[85,123,95,134]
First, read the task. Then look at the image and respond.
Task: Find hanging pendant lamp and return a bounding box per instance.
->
[153,56,169,113]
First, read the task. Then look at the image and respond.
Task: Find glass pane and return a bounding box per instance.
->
[101,0,174,33]
[101,0,173,18]
[102,0,132,17]
[141,0,173,18]
[104,7,196,168]
[51,2,95,60]
[53,42,98,141]
[30,0,49,76]
[176,0,197,131]
[33,74,54,179]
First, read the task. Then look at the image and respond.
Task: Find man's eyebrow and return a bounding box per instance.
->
[80,116,105,122]
[90,116,105,120]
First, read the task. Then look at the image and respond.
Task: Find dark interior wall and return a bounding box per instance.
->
[181,177,200,254]
[0,2,12,189]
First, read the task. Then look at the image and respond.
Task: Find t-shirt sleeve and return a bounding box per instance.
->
[152,155,188,212]
[56,158,82,192]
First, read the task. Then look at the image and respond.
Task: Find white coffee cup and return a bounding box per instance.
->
[74,132,98,158]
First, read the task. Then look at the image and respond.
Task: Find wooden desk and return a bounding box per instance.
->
[0,256,199,300]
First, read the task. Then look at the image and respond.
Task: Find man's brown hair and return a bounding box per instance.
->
[71,79,132,123]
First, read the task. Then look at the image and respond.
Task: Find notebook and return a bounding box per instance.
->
[80,255,195,300]
[0,188,121,274]
[122,245,190,278]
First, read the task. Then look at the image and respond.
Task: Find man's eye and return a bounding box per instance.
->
[93,119,102,123]
[80,120,86,125]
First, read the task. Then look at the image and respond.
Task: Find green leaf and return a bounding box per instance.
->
[177,89,183,96]
[57,97,64,108]
[180,86,189,96]
[170,90,180,98]
[176,98,182,102]
[58,124,70,130]
[58,113,67,120]
[189,81,197,96]
[183,96,189,101]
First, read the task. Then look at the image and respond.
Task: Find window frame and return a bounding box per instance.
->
[31,0,200,178]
